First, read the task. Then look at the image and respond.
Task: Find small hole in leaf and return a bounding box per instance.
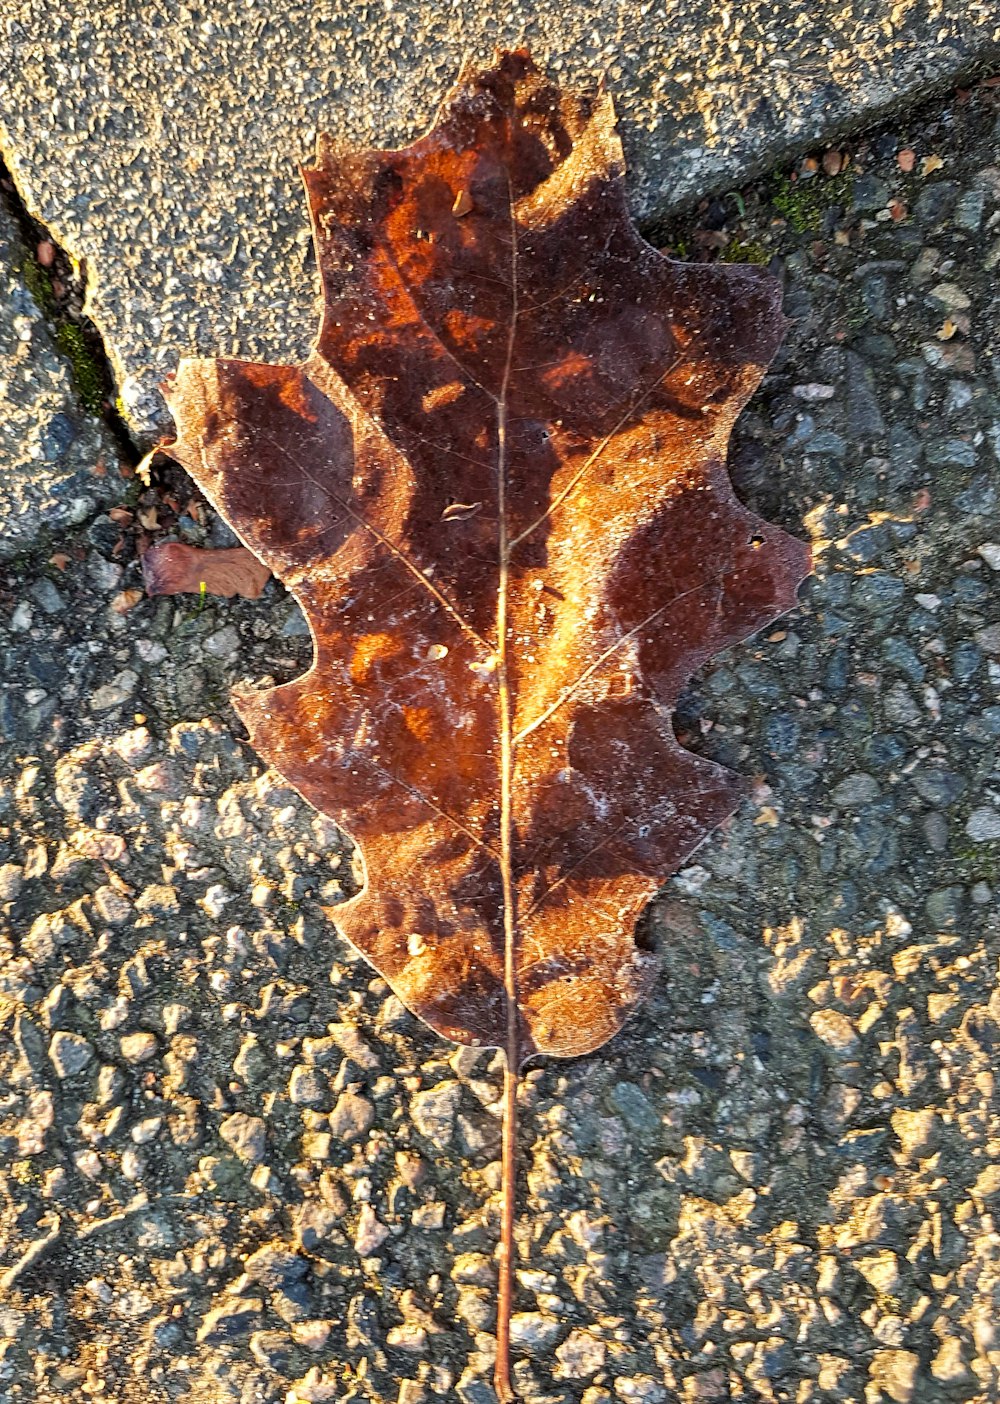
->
[749,534,765,549]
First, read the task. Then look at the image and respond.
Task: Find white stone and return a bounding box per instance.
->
[966,807,1000,842]
[411,1081,462,1143]
[220,1112,267,1163]
[509,1312,563,1351]
[90,668,138,711]
[354,1203,390,1256]
[556,1328,607,1378]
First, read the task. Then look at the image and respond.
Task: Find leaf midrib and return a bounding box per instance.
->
[496,169,520,1058]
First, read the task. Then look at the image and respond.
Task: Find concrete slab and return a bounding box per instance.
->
[0,197,123,562]
[1,2,998,439]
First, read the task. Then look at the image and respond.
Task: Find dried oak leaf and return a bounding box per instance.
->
[163,52,809,1063]
[142,541,272,599]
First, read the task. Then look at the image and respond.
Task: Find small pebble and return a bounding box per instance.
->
[219,1112,267,1163]
[966,807,1000,842]
[120,1031,158,1064]
[48,1031,94,1078]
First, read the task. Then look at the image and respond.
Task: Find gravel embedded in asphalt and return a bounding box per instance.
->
[0,68,999,1404]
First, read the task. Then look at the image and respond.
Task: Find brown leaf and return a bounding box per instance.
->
[141,541,272,599]
[165,46,808,1051]
[111,588,144,615]
[158,51,809,1393]
[166,51,808,1057]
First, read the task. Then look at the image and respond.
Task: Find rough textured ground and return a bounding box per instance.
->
[1,2,999,439]
[0,196,124,563]
[2,67,1000,1404]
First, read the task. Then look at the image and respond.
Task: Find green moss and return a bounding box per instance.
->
[844,298,868,333]
[769,176,822,234]
[768,171,851,236]
[952,839,1000,883]
[18,253,107,417]
[722,238,771,265]
[55,320,104,415]
[20,256,55,315]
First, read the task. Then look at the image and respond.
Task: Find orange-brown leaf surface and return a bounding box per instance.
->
[163,52,809,1065]
[142,541,273,599]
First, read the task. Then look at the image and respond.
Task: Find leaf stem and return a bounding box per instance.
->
[495,1048,518,1401]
